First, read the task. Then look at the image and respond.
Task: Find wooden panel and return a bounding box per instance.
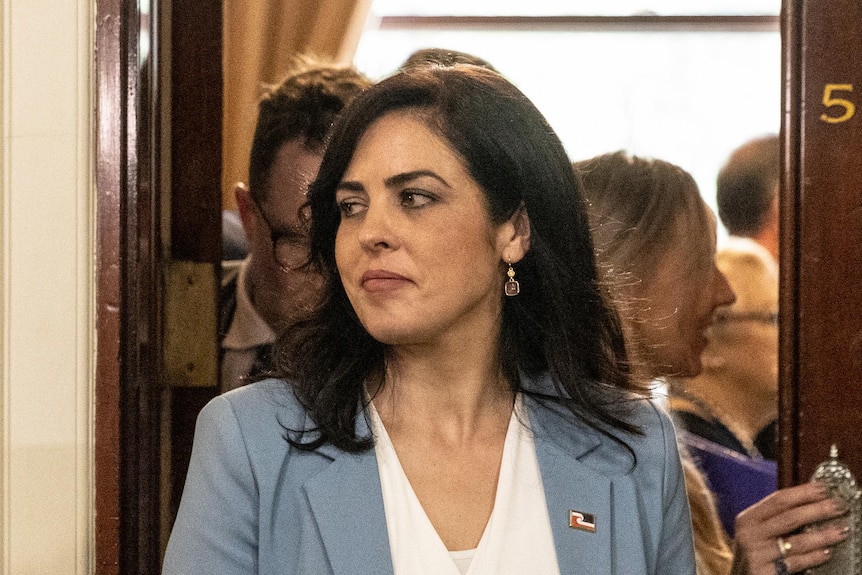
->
[95,0,126,572]
[163,0,221,391]
[164,261,218,387]
[170,0,222,261]
[780,0,862,485]
[163,0,223,561]
[96,0,172,571]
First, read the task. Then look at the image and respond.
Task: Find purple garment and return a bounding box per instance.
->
[679,430,777,537]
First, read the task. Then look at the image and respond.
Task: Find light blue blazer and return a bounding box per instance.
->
[162,375,695,574]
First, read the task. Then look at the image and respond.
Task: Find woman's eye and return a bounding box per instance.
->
[400,190,434,208]
[337,199,366,217]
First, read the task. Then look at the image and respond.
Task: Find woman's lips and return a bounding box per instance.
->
[360,270,411,292]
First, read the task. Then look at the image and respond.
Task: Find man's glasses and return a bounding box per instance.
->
[253,200,309,272]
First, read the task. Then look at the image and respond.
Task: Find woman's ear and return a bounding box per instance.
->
[500,204,531,263]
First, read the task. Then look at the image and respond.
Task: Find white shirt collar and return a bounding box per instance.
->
[222,256,277,351]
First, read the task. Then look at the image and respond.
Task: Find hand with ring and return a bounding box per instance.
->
[774,536,791,575]
[729,482,850,575]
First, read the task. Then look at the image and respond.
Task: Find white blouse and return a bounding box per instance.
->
[370,396,561,575]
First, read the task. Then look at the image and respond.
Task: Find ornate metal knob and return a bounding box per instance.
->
[805,445,861,575]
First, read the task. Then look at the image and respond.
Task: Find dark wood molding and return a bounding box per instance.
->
[122,0,164,570]
[95,0,126,571]
[96,0,223,569]
[163,0,223,550]
[780,0,862,484]
[95,0,164,572]
[170,0,223,261]
[778,0,802,490]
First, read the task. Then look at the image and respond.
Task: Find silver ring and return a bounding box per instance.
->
[775,556,788,575]
[776,536,792,557]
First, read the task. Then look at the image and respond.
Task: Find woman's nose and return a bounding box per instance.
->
[357,201,396,252]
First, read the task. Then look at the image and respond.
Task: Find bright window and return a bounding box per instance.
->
[370,0,778,16]
[354,3,781,243]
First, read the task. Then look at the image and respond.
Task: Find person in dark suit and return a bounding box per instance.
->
[165,65,696,574]
[219,57,370,392]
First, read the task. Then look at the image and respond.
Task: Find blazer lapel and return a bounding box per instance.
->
[527,397,613,575]
[303,412,394,575]
[300,384,614,575]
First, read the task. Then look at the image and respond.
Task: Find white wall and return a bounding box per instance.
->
[0,0,94,573]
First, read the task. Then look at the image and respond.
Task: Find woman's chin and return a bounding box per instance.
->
[364,325,425,347]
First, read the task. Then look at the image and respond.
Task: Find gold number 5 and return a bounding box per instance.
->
[820,84,855,123]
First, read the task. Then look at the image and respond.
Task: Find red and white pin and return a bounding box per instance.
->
[568,509,596,533]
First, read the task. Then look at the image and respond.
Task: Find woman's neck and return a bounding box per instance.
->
[371,344,514,443]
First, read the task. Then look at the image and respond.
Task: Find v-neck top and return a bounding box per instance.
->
[369,395,561,575]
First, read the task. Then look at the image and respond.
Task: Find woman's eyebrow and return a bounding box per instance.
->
[335,180,365,193]
[384,170,450,189]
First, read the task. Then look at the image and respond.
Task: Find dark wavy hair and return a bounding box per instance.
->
[277,65,645,453]
[399,47,498,72]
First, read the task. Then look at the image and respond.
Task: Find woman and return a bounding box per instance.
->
[673,238,779,461]
[163,67,695,573]
[672,239,780,538]
[576,151,849,575]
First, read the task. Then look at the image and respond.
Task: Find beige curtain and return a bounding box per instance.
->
[222,0,372,209]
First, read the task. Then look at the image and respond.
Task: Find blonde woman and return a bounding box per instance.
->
[577,151,848,575]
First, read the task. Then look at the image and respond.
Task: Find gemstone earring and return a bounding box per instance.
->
[505,260,520,296]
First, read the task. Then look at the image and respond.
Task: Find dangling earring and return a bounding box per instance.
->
[504,259,520,296]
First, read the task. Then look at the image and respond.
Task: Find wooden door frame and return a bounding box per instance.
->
[779,0,803,488]
[779,0,862,484]
[95,0,222,572]
[95,0,162,572]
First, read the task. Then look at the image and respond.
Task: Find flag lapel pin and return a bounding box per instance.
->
[568,509,596,533]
